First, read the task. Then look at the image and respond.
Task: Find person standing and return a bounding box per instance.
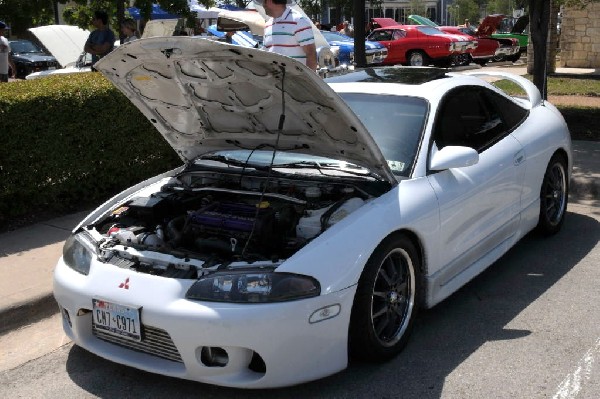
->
[121,18,139,44]
[259,0,318,71]
[84,10,115,67]
[0,21,16,82]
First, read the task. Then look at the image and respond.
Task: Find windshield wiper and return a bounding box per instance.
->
[196,154,269,170]
[272,160,381,179]
[272,160,341,169]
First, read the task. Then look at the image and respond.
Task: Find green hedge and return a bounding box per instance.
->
[0,72,181,229]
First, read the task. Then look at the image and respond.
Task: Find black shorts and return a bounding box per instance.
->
[0,74,8,82]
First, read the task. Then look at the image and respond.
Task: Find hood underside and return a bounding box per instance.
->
[28,25,90,68]
[95,37,394,183]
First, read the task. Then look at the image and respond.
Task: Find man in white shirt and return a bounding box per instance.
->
[0,21,16,82]
[258,0,317,71]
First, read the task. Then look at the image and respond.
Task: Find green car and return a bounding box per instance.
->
[487,14,529,53]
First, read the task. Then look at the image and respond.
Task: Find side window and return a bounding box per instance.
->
[434,87,509,152]
[393,30,405,40]
[488,90,528,130]
[372,30,392,41]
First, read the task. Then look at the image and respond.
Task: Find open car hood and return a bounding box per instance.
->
[477,14,506,37]
[407,15,438,27]
[28,25,90,67]
[512,15,529,34]
[141,19,180,38]
[217,9,265,36]
[371,18,400,28]
[95,37,395,183]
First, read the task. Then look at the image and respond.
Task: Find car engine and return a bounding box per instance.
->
[89,169,385,277]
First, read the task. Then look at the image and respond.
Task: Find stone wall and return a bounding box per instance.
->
[559,3,600,68]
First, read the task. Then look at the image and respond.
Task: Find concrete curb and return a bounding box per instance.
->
[0,293,57,334]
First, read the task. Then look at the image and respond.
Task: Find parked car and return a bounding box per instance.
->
[320,30,387,66]
[53,37,572,389]
[407,14,498,66]
[367,23,474,67]
[481,14,529,61]
[8,39,59,78]
[25,25,93,79]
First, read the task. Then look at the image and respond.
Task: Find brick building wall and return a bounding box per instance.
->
[559,3,600,68]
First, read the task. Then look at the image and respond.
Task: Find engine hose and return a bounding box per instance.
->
[320,196,351,231]
[166,215,186,247]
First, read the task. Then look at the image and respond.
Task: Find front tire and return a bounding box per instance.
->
[349,234,421,361]
[536,154,568,235]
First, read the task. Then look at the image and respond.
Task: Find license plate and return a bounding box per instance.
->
[93,299,142,342]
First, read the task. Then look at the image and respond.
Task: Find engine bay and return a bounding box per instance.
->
[88,169,388,278]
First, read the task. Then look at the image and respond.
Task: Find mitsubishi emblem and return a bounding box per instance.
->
[119,277,130,289]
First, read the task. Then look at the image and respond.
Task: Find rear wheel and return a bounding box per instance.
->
[407,50,428,66]
[349,234,421,361]
[474,59,488,66]
[536,154,568,235]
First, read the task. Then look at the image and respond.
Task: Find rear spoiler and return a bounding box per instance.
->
[459,70,542,109]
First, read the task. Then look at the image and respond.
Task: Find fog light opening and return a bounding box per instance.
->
[60,307,72,328]
[248,351,266,374]
[200,346,229,367]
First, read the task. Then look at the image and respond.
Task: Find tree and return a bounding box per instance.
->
[60,0,200,34]
[528,0,599,99]
[447,0,479,26]
[407,0,427,16]
[0,0,67,36]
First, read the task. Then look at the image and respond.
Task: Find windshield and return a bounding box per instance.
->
[195,151,374,178]
[11,41,43,54]
[321,31,352,42]
[337,93,428,177]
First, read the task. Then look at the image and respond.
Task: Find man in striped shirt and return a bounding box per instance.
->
[259,0,318,71]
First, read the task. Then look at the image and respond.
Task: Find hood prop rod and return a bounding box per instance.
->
[240,66,287,259]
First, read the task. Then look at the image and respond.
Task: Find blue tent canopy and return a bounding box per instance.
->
[127,4,179,21]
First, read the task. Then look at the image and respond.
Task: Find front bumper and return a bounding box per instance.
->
[495,45,520,57]
[366,49,388,65]
[53,258,356,388]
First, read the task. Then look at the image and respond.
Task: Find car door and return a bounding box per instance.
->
[369,29,406,65]
[427,86,526,287]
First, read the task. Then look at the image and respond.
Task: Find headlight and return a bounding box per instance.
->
[63,234,94,275]
[186,271,320,303]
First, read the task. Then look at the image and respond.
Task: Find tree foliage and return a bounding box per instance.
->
[448,0,479,26]
[0,0,65,36]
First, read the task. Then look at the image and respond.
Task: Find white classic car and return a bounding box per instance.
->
[53,37,572,388]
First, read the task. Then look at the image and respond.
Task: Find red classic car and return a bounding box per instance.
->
[477,14,524,62]
[367,22,474,67]
[439,26,499,66]
[406,15,520,66]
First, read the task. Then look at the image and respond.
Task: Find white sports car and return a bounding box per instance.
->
[53,37,572,388]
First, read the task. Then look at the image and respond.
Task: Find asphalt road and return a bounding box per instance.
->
[1,202,599,399]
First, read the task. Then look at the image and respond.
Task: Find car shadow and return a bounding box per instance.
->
[64,210,599,398]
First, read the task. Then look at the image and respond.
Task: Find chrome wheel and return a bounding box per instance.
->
[408,51,425,66]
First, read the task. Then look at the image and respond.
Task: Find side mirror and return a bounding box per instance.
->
[430,145,479,171]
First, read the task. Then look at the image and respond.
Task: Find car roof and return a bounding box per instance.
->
[325,66,450,85]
